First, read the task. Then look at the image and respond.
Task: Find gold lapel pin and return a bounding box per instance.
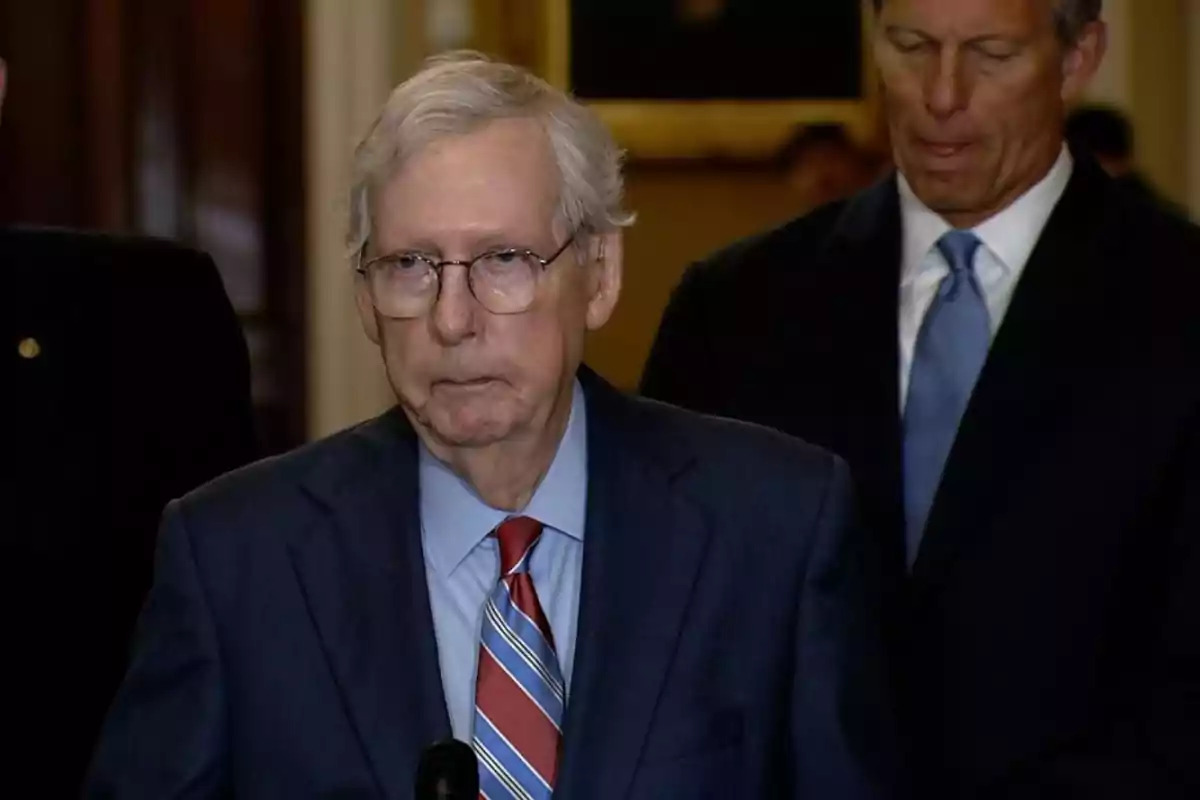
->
[17,337,41,359]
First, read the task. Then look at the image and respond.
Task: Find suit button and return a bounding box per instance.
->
[17,337,41,359]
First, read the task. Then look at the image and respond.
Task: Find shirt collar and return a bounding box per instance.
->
[899,144,1073,284]
[898,172,952,286]
[419,379,588,577]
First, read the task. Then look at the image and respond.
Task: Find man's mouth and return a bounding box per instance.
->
[918,138,972,158]
[435,377,497,388]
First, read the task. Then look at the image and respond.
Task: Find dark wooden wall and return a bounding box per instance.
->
[0,0,306,453]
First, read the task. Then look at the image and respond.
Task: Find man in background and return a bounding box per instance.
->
[778,123,881,213]
[642,0,1200,797]
[1065,103,1188,216]
[1,58,258,797]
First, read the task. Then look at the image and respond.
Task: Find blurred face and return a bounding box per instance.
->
[787,144,870,207]
[356,117,622,452]
[874,0,1105,226]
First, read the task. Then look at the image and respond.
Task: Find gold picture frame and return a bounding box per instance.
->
[538,0,879,162]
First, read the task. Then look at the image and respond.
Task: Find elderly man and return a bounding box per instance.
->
[85,53,898,799]
[642,1,1200,798]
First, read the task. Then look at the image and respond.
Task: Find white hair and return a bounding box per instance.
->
[348,50,634,261]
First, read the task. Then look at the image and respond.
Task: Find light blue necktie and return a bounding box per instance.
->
[903,230,991,567]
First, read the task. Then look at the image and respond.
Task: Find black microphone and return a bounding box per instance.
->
[415,739,479,800]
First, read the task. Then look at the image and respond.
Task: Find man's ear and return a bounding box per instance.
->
[354,275,382,344]
[1061,21,1108,104]
[585,231,623,332]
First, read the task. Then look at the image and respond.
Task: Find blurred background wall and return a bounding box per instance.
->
[2,0,1197,447]
[1190,0,1200,216]
[0,0,307,452]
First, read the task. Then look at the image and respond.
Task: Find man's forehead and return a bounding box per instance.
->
[372,185,557,252]
[368,118,561,248]
[881,0,1055,35]
[384,123,556,200]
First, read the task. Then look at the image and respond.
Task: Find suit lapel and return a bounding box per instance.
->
[911,158,1129,594]
[556,371,712,800]
[288,411,451,799]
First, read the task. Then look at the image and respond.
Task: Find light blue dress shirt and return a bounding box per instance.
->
[419,381,587,741]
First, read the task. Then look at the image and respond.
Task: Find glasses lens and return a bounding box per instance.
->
[470,251,538,313]
[370,255,437,318]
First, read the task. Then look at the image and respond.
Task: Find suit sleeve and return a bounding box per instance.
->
[639,262,725,415]
[792,456,904,800]
[84,502,229,799]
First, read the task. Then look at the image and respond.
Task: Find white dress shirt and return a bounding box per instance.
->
[897,145,1074,410]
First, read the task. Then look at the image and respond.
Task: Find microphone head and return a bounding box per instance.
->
[415,739,479,800]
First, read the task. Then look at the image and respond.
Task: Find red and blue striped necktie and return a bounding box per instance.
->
[473,516,563,799]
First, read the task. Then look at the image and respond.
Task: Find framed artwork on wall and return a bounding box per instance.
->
[539,0,879,161]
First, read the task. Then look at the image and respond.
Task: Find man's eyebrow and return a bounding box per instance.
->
[964,34,1026,46]
[885,26,1026,47]
[885,25,936,40]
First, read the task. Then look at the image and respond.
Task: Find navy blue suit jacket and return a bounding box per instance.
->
[85,370,899,799]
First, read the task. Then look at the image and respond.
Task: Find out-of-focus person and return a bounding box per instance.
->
[84,51,901,800]
[778,123,879,213]
[1,57,258,798]
[1065,103,1189,216]
[642,1,1200,797]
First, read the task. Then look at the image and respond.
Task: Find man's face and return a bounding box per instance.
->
[356,117,622,452]
[874,0,1104,225]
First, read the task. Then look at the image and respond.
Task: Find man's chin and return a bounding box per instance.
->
[908,177,989,217]
[419,411,518,450]
[398,385,520,447]
[431,428,509,449]
[902,161,991,209]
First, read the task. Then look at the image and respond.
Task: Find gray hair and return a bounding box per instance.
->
[348,50,634,261]
[870,0,1102,44]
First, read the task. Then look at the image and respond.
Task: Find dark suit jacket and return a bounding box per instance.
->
[640,156,1200,798]
[2,228,257,798]
[84,369,899,799]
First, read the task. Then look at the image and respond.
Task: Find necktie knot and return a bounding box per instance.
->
[936,230,982,275]
[494,516,543,576]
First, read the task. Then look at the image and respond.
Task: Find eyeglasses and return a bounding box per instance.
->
[356,234,578,318]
